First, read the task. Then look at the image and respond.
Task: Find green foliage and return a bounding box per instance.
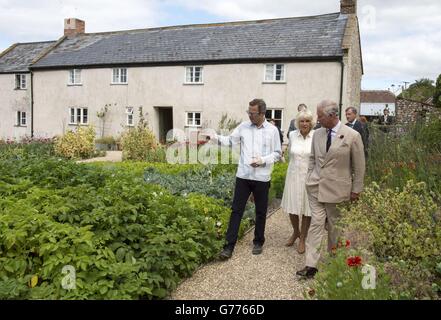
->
[310,245,393,300]
[143,165,256,223]
[338,180,441,299]
[218,113,241,134]
[0,152,231,299]
[367,121,441,200]
[95,136,116,145]
[398,78,435,102]
[417,118,441,151]
[120,108,164,162]
[271,162,288,199]
[54,126,96,159]
[0,138,55,160]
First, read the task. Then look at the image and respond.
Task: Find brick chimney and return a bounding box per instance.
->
[64,18,85,37]
[340,0,357,14]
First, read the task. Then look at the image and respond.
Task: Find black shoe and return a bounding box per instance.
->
[219,247,233,260]
[252,244,263,255]
[296,266,318,279]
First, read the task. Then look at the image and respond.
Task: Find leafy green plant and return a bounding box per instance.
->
[0,150,237,299]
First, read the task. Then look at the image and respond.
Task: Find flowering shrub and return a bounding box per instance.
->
[120,110,164,162]
[308,241,393,300]
[338,180,441,299]
[54,126,96,159]
[0,137,55,160]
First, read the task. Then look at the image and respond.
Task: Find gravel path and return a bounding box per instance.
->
[170,208,313,300]
[77,151,122,163]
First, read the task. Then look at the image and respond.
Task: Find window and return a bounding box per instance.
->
[126,107,134,126]
[15,74,27,89]
[265,109,283,129]
[69,107,88,125]
[264,64,285,82]
[186,112,201,127]
[16,111,27,126]
[68,69,82,85]
[185,66,203,84]
[112,68,128,84]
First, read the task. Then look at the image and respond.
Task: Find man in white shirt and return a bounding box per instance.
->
[205,99,282,259]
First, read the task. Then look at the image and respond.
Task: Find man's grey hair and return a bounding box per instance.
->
[317,100,339,117]
[345,107,358,115]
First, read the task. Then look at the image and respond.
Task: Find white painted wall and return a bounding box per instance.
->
[360,102,396,116]
[0,74,31,140]
[27,61,342,140]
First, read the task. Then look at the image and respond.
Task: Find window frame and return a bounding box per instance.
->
[184,66,204,84]
[111,68,128,85]
[186,111,202,127]
[15,74,27,90]
[126,107,134,127]
[263,64,286,83]
[265,108,284,129]
[68,69,82,85]
[68,107,89,125]
[16,111,27,126]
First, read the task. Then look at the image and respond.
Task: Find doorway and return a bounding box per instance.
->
[155,107,173,144]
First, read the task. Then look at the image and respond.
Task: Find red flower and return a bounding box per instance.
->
[345,240,351,248]
[346,256,362,267]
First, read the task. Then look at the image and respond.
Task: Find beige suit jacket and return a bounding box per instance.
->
[305,124,365,203]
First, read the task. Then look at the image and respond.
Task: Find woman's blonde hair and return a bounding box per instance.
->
[295,110,316,130]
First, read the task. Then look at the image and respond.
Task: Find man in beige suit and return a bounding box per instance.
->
[296,100,365,279]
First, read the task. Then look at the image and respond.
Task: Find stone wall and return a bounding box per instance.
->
[395,98,441,125]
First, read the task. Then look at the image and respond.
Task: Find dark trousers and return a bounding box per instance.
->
[224,177,271,250]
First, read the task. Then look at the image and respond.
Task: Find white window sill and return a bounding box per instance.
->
[14,125,27,127]
[183,82,204,85]
[110,83,128,85]
[67,83,83,86]
[14,88,27,90]
[262,81,286,84]
[68,123,89,126]
[185,125,202,128]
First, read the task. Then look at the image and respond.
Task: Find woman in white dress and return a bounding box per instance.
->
[281,110,315,254]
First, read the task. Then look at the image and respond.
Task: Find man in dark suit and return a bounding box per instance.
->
[287,103,307,139]
[345,107,368,158]
[377,108,393,133]
[378,108,393,125]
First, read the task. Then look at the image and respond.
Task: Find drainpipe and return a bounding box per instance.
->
[30,70,34,138]
[339,58,345,118]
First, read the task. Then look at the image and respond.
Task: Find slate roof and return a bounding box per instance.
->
[361,90,396,103]
[0,41,56,73]
[31,13,348,69]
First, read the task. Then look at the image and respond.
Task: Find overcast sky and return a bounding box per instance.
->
[1,0,440,91]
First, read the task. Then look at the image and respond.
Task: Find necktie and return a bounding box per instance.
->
[326,129,332,152]
[346,122,353,128]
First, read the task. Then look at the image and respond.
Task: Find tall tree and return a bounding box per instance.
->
[398,78,435,102]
